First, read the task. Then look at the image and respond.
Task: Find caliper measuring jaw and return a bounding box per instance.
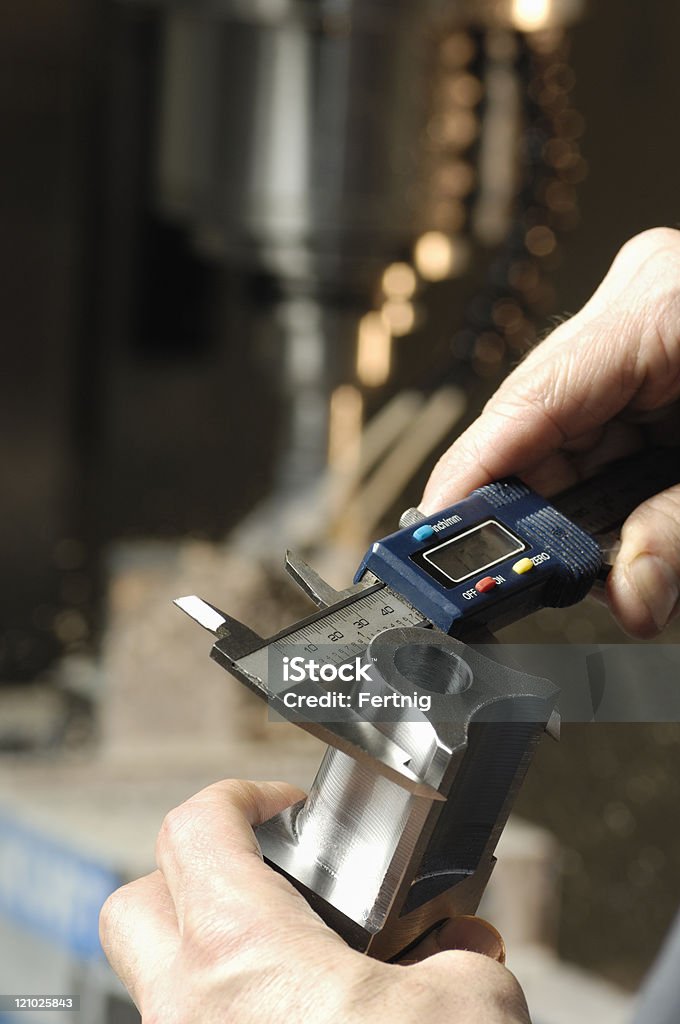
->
[176,557,559,963]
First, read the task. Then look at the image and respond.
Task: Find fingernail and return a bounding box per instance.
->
[627,554,680,631]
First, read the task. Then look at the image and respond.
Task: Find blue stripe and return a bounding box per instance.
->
[0,811,122,958]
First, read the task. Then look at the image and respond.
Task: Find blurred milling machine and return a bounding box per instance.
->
[138,0,584,543]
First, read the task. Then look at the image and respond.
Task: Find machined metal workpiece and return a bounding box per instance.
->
[256,627,557,960]
[176,451,677,958]
[176,563,558,961]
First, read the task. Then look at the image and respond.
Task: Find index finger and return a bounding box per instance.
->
[155,779,326,935]
[420,228,680,512]
[420,315,637,511]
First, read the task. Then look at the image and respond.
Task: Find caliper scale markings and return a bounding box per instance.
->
[237,587,424,689]
[271,588,423,660]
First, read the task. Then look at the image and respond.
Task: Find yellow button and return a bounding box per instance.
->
[512,557,534,575]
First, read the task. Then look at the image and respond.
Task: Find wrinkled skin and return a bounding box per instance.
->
[422,227,680,639]
[100,780,530,1024]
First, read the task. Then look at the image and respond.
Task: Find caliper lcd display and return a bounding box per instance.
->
[423,520,524,584]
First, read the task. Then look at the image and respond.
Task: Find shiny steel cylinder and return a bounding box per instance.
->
[292,628,474,922]
[294,748,414,922]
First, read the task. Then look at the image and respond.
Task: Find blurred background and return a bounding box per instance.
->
[1,0,680,1021]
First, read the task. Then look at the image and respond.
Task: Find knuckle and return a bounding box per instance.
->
[617,227,680,268]
[156,778,249,861]
[611,231,680,371]
[199,778,257,817]
[213,778,252,805]
[156,802,196,857]
[99,883,130,943]
[615,229,680,312]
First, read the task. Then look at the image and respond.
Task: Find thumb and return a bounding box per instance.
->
[409,950,530,1024]
[608,484,680,638]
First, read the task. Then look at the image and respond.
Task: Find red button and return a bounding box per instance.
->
[475,576,497,593]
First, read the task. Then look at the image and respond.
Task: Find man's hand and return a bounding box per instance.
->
[100,779,529,1024]
[421,227,680,639]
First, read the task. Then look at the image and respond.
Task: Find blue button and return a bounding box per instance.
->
[413,524,435,541]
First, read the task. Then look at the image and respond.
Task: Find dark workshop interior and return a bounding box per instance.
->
[1,2,680,1021]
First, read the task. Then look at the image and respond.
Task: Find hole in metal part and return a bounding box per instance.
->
[393,643,472,695]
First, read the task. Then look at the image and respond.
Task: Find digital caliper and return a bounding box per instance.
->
[357,477,601,638]
[177,447,677,961]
